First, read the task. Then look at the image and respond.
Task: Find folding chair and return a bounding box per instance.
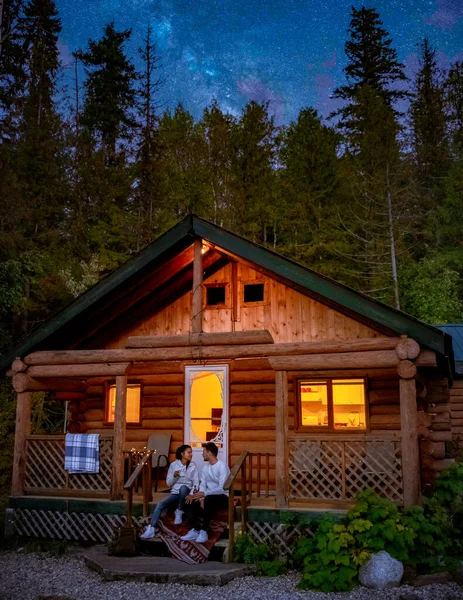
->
[147,433,172,492]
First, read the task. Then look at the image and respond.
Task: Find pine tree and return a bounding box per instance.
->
[202,100,237,227]
[231,101,276,241]
[277,108,342,273]
[446,61,463,157]
[77,22,137,160]
[134,26,163,249]
[333,6,407,148]
[410,38,449,215]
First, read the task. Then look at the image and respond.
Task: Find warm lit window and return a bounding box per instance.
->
[298,379,366,431]
[106,383,141,424]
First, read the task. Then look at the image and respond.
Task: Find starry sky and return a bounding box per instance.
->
[57,0,463,124]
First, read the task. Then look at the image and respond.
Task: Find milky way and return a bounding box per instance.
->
[57,0,463,124]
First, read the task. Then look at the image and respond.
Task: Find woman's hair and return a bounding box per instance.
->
[175,444,192,460]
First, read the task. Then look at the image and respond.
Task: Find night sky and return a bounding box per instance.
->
[57,0,463,124]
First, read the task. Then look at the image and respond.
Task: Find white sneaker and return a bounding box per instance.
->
[180,528,199,541]
[140,525,155,539]
[174,509,183,525]
[196,530,208,544]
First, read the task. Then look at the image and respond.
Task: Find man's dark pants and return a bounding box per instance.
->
[186,494,229,531]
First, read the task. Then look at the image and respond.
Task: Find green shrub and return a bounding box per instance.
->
[233,533,287,577]
[295,469,463,593]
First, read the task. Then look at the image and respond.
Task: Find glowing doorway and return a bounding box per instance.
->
[184,365,228,472]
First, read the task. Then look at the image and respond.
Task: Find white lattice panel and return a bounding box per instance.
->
[288,438,403,503]
[24,436,113,495]
[246,521,314,558]
[10,509,144,542]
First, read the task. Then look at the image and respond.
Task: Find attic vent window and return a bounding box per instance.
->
[207,286,226,306]
[244,283,265,303]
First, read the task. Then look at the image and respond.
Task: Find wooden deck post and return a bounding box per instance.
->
[11,392,32,496]
[399,377,421,506]
[112,374,127,500]
[191,238,203,334]
[275,370,288,508]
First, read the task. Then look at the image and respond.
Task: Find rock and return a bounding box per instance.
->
[359,550,404,590]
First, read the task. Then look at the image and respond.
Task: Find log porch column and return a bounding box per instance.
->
[11,391,32,496]
[399,377,421,506]
[111,374,128,500]
[191,238,203,334]
[275,370,289,508]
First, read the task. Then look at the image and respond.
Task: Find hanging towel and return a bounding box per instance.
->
[65,433,100,474]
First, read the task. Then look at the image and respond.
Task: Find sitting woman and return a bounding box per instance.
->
[141,444,199,539]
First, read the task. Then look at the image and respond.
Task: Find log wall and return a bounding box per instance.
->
[450,379,463,440]
[83,362,184,462]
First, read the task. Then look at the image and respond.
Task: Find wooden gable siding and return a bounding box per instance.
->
[89,262,384,350]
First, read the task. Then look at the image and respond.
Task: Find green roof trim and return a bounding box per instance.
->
[0,214,451,371]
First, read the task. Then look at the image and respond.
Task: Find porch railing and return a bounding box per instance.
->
[288,434,403,504]
[223,451,270,562]
[24,435,113,497]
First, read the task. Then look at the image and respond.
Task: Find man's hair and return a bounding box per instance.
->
[203,442,219,457]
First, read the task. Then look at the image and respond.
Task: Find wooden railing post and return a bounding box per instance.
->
[11,392,32,496]
[112,374,127,500]
[275,371,288,508]
[400,377,421,506]
[228,482,235,562]
[191,237,203,334]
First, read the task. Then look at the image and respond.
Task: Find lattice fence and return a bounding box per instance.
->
[7,508,144,542]
[246,521,314,558]
[288,437,403,503]
[24,436,113,496]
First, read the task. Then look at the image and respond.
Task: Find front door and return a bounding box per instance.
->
[184,365,229,473]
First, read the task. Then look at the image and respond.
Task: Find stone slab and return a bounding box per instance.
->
[84,547,250,586]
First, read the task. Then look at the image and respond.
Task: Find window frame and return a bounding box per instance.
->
[295,376,369,433]
[241,279,268,307]
[203,282,231,309]
[104,380,143,427]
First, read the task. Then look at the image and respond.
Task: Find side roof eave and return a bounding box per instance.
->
[192,217,449,356]
[0,217,195,371]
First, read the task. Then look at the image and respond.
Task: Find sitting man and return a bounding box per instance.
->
[180,442,230,544]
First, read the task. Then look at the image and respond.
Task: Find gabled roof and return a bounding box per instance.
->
[0,215,453,371]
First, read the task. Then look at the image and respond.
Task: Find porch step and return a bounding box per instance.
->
[84,546,250,585]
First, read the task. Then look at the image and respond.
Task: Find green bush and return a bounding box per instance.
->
[294,468,463,593]
[233,533,287,577]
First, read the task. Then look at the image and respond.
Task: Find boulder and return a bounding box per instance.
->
[359,551,403,590]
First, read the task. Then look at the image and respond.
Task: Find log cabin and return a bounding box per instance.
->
[1,215,459,553]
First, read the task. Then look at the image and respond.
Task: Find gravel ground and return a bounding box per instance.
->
[0,551,462,600]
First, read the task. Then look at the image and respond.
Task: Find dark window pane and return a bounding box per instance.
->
[207,286,226,305]
[244,283,264,303]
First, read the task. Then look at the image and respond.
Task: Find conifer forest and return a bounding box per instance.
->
[0,0,462,360]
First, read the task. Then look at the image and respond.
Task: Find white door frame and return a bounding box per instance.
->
[184,364,229,465]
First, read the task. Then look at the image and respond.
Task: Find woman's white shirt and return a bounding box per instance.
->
[166,459,199,494]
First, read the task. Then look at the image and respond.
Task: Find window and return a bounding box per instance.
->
[106,383,141,424]
[206,286,226,306]
[244,283,265,303]
[297,378,367,431]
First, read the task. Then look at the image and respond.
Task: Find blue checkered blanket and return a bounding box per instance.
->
[64,434,100,474]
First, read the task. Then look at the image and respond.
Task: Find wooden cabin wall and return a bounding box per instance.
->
[229,358,277,488]
[82,362,184,463]
[450,379,463,440]
[92,262,385,349]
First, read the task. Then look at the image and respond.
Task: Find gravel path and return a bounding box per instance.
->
[0,551,462,600]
